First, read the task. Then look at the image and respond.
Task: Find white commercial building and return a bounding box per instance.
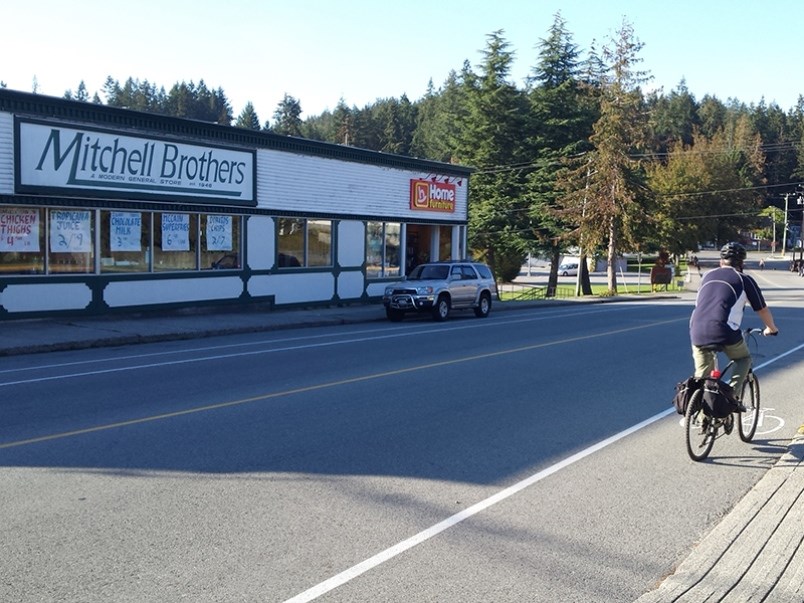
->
[0,89,471,319]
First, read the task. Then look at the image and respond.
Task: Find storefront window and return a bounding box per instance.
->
[0,207,45,274]
[277,218,304,267]
[100,211,150,273]
[202,214,241,269]
[366,221,400,278]
[154,212,198,271]
[48,209,94,274]
[277,217,332,268]
[308,219,332,267]
[2,208,244,275]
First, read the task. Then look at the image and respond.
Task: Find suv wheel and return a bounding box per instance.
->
[474,292,492,318]
[431,295,450,321]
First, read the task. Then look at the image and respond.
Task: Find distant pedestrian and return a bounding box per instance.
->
[759,258,765,270]
[691,255,701,276]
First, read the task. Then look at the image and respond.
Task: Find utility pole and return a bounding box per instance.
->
[782,193,790,258]
[799,189,804,265]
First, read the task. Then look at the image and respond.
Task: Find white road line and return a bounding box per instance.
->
[0,307,629,385]
[283,342,804,603]
[0,306,624,376]
[283,409,674,603]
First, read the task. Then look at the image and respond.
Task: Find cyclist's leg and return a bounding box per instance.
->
[724,339,751,397]
[691,345,715,378]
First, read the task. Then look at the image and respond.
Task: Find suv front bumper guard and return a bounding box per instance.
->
[386,293,434,311]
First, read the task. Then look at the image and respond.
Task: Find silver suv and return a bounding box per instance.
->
[382,261,497,321]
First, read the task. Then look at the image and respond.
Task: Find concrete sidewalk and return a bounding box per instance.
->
[1,293,802,602]
[635,434,804,602]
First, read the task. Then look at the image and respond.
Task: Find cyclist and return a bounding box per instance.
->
[689,242,779,409]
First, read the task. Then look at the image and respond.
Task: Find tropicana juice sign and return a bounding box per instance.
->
[410,179,456,213]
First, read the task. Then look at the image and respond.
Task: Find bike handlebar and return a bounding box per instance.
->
[745,327,778,336]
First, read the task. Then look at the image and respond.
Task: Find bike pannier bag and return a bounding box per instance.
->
[702,378,738,418]
[672,377,701,415]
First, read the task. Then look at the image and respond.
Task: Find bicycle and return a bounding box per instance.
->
[684,328,773,462]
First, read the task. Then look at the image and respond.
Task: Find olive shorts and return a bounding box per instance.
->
[691,339,752,399]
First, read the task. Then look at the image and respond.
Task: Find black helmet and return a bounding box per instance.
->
[720,242,746,262]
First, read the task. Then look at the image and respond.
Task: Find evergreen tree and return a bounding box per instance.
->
[76,81,90,102]
[162,80,230,124]
[371,95,416,155]
[751,100,796,193]
[526,12,598,295]
[210,87,234,126]
[235,101,261,130]
[103,77,163,113]
[648,79,699,154]
[559,19,652,293]
[64,80,90,102]
[455,32,532,281]
[300,109,333,142]
[271,94,304,136]
[410,73,469,162]
[791,96,804,181]
[697,95,728,138]
[332,99,353,145]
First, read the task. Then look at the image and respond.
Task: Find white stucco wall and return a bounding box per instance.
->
[104,277,244,307]
[1,283,92,312]
[249,272,335,304]
[256,149,467,222]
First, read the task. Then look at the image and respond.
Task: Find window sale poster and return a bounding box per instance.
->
[205,215,232,251]
[0,208,40,252]
[50,210,92,253]
[161,213,190,251]
[110,212,142,252]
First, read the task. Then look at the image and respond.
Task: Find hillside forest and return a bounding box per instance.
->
[4,14,804,291]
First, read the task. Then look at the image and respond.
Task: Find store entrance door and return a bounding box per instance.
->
[405,225,433,274]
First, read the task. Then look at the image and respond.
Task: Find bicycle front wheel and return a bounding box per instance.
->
[685,389,715,461]
[738,372,760,442]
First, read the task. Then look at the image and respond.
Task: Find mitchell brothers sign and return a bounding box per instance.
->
[16,119,256,206]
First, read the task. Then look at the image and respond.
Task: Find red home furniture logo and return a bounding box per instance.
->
[410,179,456,212]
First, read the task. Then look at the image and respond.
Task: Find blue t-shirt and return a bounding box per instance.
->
[690,266,766,346]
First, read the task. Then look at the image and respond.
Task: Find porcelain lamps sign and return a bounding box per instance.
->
[410,179,456,213]
[16,119,256,206]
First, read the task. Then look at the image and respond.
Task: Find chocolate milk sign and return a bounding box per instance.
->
[16,120,256,205]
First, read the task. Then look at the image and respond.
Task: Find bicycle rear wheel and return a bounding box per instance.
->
[685,389,715,461]
[738,372,760,442]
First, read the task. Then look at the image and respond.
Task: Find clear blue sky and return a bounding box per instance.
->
[3,0,802,123]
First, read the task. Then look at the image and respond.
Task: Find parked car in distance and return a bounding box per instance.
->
[382,261,497,321]
[558,262,578,277]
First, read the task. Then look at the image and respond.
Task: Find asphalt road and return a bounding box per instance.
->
[1,285,802,601]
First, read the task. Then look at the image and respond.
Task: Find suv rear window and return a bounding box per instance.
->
[410,265,449,280]
[474,264,493,279]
